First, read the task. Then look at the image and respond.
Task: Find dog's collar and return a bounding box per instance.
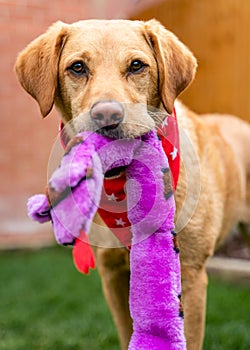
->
[157,107,180,190]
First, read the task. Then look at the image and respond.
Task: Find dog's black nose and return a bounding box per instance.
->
[90,100,124,129]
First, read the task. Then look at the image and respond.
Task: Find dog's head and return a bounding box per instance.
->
[15,19,197,138]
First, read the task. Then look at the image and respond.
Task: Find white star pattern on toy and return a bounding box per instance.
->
[170,146,178,160]
[161,116,168,127]
[106,193,118,201]
[115,218,126,227]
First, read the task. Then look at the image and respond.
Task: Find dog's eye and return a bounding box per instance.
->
[68,62,88,76]
[129,60,146,74]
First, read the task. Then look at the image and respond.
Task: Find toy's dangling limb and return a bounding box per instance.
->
[127,131,186,350]
[27,132,108,274]
[27,131,141,273]
[73,230,95,274]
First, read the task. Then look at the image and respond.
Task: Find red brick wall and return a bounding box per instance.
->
[1,1,98,197]
[0,0,163,246]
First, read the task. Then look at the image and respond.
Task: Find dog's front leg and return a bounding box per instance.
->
[181,265,208,350]
[96,246,133,350]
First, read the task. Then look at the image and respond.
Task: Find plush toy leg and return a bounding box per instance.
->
[127,132,186,350]
[129,333,184,350]
[128,217,186,350]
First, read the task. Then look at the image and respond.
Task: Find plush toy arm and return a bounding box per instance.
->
[27,191,95,274]
[49,133,107,192]
[27,194,51,223]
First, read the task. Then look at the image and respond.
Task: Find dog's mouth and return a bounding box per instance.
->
[102,124,120,131]
[95,124,127,139]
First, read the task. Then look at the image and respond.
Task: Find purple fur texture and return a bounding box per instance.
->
[28,131,140,244]
[27,130,186,348]
[127,131,186,349]
[27,194,50,223]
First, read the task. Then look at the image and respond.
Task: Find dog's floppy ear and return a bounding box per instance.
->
[15,21,68,117]
[144,19,197,114]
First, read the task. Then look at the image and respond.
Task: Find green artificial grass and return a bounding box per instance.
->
[204,273,250,350]
[0,246,249,350]
[0,246,118,350]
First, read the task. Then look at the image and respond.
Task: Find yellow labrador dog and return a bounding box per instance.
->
[15,19,250,350]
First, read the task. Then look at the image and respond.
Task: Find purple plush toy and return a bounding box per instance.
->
[28,130,186,350]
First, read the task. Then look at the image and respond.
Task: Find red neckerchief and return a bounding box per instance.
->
[59,109,180,247]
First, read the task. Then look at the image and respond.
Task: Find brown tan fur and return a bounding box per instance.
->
[15,19,250,350]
